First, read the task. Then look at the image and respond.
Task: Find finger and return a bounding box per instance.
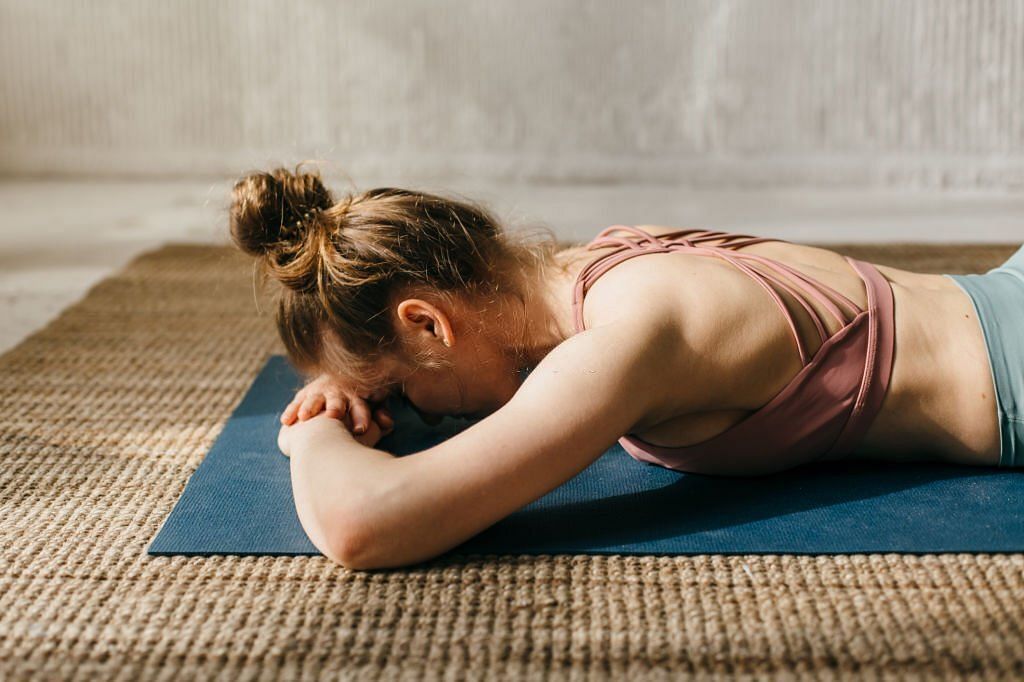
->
[347,394,374,434]
[298,393,325,420]
[374,406,394,429]
[377,410,395,436]
[324,391,347,420]
[281,398,301,424]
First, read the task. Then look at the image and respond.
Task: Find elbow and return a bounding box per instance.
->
[322,513,436,571]
[323,522,378,570]
[316,501,402,569]
[299,487,407,569]
[293,502,375,569]
[290,456,397,569]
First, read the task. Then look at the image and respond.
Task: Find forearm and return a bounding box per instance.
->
[288,419,399,562]
[287,419,498,570]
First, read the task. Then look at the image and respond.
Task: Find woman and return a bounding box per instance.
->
[229,164,1023,570]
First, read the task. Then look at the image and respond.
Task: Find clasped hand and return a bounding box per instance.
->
[277,373,396,456]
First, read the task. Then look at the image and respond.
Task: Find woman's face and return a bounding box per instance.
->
[355,293,528,425]
[375,338,523,426]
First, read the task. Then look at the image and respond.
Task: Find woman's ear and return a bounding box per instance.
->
[396,298,455,349]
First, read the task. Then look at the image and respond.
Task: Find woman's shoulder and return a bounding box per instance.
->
[562,226,826,415]
[567,232,754,332]
[565,250,768,415]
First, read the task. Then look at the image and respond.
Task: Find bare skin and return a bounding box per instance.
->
[285,225,1002,470]
[559,227,1001,468]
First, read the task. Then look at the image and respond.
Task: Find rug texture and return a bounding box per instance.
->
[1,241,1022,680]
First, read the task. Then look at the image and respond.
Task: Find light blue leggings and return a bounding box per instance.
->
[945,243,1024,467]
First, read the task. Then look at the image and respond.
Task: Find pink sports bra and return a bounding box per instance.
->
[571,225,896,476]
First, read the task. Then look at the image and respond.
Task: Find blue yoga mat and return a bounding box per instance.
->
[149,354,1024,558]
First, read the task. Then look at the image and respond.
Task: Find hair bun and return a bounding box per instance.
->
[229,165,335,258]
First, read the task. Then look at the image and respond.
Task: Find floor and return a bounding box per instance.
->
[1,178,1022,356]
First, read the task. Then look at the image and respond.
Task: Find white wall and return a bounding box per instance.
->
[1,0,1022,189]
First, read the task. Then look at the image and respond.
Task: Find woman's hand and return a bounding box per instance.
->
[278,408,394,458]
[281,372,395,436]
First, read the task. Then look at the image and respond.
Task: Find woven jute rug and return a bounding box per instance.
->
[1,241,1022,680]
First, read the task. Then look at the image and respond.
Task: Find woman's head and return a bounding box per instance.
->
[228,162,562,419]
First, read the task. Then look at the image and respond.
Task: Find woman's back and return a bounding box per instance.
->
[554,225,1001,469]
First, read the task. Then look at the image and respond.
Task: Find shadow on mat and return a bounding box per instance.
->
[369,396,996,557]
[452,457,992,554]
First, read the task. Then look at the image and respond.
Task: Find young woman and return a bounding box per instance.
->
[229,164,1024,570]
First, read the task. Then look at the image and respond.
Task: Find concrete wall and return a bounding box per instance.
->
[1,0,1022,189]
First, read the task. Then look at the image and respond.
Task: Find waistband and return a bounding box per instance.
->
[945,243,1024,467]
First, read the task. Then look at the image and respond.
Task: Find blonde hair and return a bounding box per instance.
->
[229,162,563,393]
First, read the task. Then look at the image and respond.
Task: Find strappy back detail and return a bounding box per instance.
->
[571,225,897,476]
[572,225,865,367]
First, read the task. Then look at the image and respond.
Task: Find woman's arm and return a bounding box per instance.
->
[306,315,680,570]
[286,418,400,564]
